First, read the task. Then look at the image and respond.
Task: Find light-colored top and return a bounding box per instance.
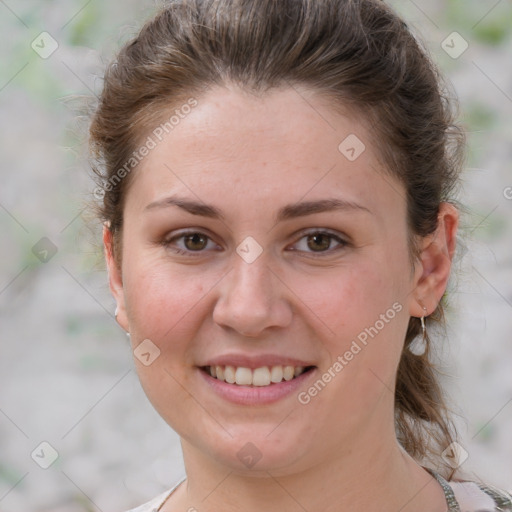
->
[123,476,186,512]
[123,471,512,512]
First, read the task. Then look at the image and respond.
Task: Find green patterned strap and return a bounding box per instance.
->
[426,467,512,511]
[426,469,461,511]
[475,482,512,511]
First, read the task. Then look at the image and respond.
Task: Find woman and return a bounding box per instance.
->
[89,0,512,510]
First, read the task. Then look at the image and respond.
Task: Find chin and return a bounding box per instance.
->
[199,429,312,476]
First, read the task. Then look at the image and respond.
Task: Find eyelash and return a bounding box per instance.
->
[162,229,348,257]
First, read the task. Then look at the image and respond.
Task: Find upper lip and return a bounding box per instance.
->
[199,354,316,370]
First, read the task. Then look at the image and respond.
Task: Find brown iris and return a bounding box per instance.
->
[306,233,332,251]
[184,233,208,251]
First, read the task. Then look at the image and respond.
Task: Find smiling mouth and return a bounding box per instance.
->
[200,365,316,387]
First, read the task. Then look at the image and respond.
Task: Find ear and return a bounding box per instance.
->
[410,202,459,318]
[103,224,129,332]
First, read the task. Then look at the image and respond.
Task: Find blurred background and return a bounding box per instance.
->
[0,0,511,510]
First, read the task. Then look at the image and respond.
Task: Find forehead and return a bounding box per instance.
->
[126,84,405,220]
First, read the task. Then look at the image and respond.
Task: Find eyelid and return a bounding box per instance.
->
[163,227,217,241]
[292,227,349,242]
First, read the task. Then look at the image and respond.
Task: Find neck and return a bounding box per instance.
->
[171,431,445,512]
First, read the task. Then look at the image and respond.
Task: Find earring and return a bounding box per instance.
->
[114,306,131,337]
[409,306,428,356]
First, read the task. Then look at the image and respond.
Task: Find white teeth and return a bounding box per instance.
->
[270,365,283,383]
[206,364,309,386]
[252,367,271,386]
[283,366,295,381]
[224,365,236,384]
[235,367,253,385]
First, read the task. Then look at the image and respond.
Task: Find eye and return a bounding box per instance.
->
[163,231,220,255]
[290,230,347,255]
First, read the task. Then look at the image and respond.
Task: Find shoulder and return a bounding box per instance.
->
[122,488,173,512]
[431,469,512,512]
[449,480,512,512]
[122,477,186,512]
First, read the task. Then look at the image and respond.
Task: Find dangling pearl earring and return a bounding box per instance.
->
[409,306,428,356]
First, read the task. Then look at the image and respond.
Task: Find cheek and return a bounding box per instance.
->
[122,254,213,344]
[291,264,409,417]
[289,258,409,398]
[121,258,215,407]
[290,262,401,336]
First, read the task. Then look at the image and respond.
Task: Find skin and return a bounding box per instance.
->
[104,84,458,512]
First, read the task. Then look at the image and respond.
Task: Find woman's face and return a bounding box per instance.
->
[108,85,428,475]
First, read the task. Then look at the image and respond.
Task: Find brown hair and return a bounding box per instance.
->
[90,0,465,477]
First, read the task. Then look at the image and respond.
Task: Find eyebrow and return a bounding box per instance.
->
[144,195,372,221]
[145,196,224,219]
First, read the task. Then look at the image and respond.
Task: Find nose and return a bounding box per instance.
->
[212,255,293,337]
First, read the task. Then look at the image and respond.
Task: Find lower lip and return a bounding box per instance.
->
[197,367,317,405]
